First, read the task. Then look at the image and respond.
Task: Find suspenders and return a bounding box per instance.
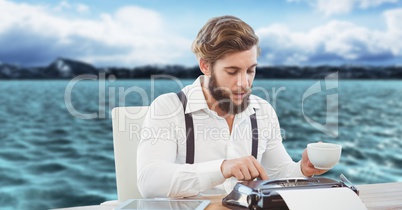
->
[176,91,195,164]
[250,112,258,160]
[176,91,258,164]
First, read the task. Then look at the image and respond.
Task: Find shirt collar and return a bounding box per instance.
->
[182,76,261,116]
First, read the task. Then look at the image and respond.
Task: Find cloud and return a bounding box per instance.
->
[76,4,89,13]
[288,0,399,15]
[53,0,89,14]
[54,0,71,11]
[0,0,192,67]
[256,8,402,65]
[1,0,400,67]
[383,8,402,54]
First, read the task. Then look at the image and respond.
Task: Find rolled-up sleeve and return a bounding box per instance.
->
[259,102,306,179]
[261,143,305,179]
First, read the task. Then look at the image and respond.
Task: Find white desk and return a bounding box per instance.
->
[53,182,402,210]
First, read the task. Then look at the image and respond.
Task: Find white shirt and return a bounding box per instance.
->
[137,76,305,198]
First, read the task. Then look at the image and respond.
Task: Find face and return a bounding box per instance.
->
[207,45,257,114]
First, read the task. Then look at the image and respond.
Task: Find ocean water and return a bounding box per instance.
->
[0,78,401,209]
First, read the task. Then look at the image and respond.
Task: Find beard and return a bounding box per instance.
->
[208,72,251,115]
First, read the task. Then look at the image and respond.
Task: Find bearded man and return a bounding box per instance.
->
[137,15,327,198]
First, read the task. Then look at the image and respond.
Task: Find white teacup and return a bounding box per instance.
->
[307,142,342,170]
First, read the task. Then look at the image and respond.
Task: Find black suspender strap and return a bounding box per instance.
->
[176,91,259,163]
[250,110,258,159]
[176,91,195,164]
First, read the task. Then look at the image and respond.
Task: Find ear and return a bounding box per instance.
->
[199,58,211,77]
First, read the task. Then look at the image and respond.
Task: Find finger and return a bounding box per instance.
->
[307,166,327,176]
[303,149,310,160]
[243,157,260,180]
[251,158,269,180]
[307,160,315,167]
[239,163,252,180]
[316,169,327,175]
[232,168,245,180]
[248,163,260,179]
[245,157,261,179]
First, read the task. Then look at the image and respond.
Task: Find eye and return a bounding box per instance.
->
[247,69,256,74]
[227,71,237,75]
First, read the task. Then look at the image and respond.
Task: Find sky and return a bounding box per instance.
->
[0,0,401,67]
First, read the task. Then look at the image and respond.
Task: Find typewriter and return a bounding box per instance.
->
[222,174,358,210]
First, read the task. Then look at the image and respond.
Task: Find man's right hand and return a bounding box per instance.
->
[220,156,269,181]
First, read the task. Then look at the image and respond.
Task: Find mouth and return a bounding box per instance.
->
[233,92,247,100]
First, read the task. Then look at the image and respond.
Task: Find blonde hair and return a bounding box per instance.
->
[191,15,260,66]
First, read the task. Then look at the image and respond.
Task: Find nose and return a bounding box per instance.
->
[237,71,250,89]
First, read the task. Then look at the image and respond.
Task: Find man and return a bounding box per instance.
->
[137,15,326,198]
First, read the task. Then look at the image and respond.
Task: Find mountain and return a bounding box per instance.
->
[44,58,98,78]
[0,58,98,79]
[0,58,402,79]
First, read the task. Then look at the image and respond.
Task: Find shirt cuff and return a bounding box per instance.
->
[295,161,308,177]
[196,159,226,191]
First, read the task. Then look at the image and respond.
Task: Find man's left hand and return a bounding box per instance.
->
[300,149,328,177]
